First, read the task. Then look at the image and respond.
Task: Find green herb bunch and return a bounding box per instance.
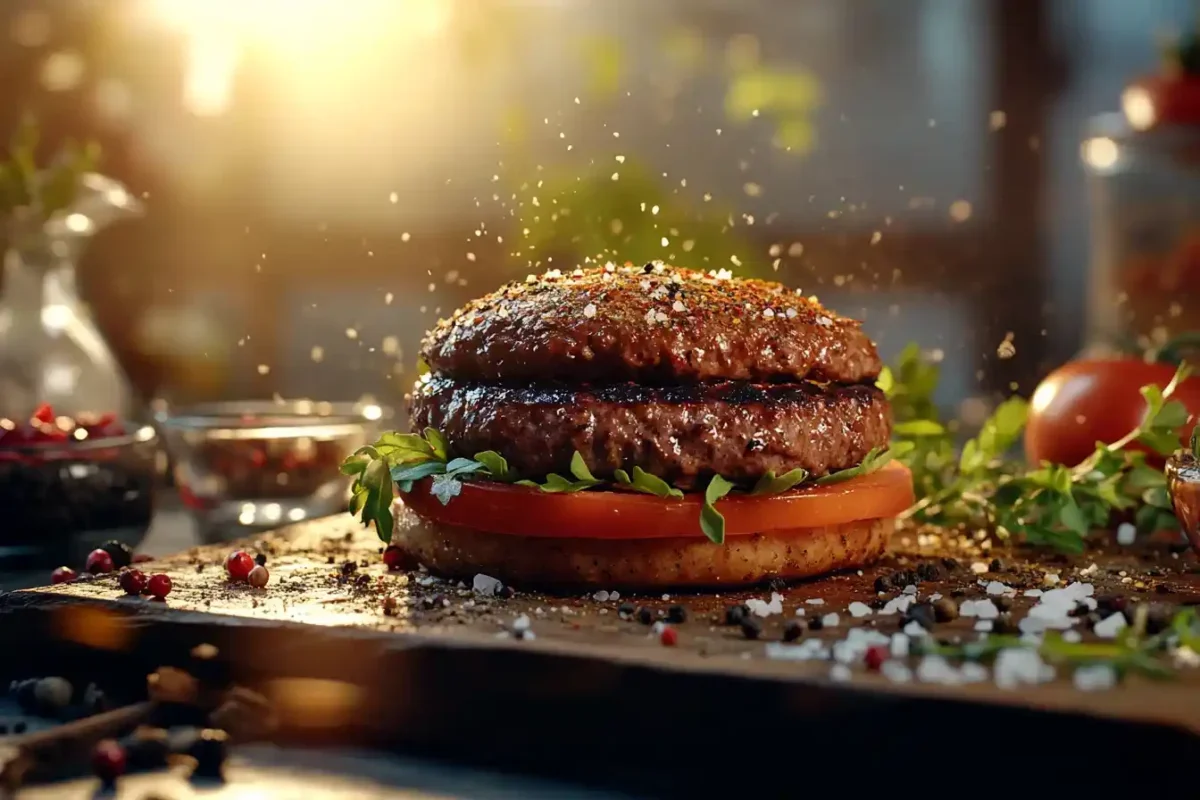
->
[921,605,1200,681]
[881,346,1193,552]
[0,115,100,228]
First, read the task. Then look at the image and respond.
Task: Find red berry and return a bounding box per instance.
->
[660,626,678,646]
[118,569,147,595]
[32,403,54,425]
[92,739,126,783]
[225,550,254,582]
[146,574,172,599]
[51,566,77,584]
[85,549,115,575]
[382,545,410,571]
[864,645,889,671]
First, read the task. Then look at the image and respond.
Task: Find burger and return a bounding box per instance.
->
[344,263,914,589]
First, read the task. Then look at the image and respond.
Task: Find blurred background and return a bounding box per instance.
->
[1,0,1197,417]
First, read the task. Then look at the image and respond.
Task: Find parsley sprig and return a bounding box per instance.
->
[883,347,1194,552]
[919,605,1200,680]
[343,428,902,544]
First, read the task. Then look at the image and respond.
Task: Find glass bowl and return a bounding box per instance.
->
[158,400,390,541]
[0,423,158,569]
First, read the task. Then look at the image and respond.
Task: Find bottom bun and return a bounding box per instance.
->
[392,502,892,590]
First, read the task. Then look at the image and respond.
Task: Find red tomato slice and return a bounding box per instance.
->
[1025,360,1200,467]
[400,462,914,540]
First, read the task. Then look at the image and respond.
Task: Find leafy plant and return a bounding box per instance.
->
[885,347,1192,552]
[0,115,100,227]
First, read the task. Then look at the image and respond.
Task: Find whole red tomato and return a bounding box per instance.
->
[1025,360,1200,467]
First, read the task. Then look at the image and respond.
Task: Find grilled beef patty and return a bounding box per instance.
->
[410,377,891,489]
[421,264,881,386]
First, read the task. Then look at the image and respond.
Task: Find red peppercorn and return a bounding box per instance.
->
[146,574,172,599]
[51,566,77,584]
[31,403,54,425]
[864,645,889,671]
[85,549,115,575]
[92,739,126,783]
[118,569,147,596]
[225,550,254,582]
[660,626,678,646]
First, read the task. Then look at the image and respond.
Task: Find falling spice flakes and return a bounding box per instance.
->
[256,365,270,376]
[997,332,1016,360]
[310,347,324,363]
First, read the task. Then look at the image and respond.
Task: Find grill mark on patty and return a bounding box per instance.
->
[410,378,891,489]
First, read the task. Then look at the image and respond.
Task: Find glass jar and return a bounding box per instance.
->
[0,173,143,421]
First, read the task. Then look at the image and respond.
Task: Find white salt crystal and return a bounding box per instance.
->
[591,589,611,602]
[960,599,999,620]
[959,662,990,683]
[902,585,918,595]
[970,562,989,574]
[473,574,503,596]
[975,620,994,632]
[1073,664,1117,692]
[765,639,827,661]
[610,591,620,601]
[1024,589,1043,597]
[928,593,942,601]
[1116,522,1136,546]
[512,614,531,632]
[1093,613,1127,639]
[1042,572,1060,586]
[745,592,785,617]
[848,602,873,618]
[794,608,806,616]
[821,613,840,628]
[890,633,910,658]
[916,655,961,685]
[805,598,826,605]
[881,660,913,683]
[879,595,914,616]
[985,581,1013,596]
[1062,629,1083,643]
[830,664,852,682]
[903,620,929,637]
[994,648,1055,689]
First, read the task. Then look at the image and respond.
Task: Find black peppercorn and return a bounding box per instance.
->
[906,603,936,630]
[100,540,133,570]
[993,613,1018,635]
[994,595,1014,612]
[916,562,942,582]
[808,616,825,631]
[941,557,960,571]
[642,262,654,273]
[782,620,804,642]
[254,553,267,567]
[740,617,762,639]
[931,597,959,622]
[724,604,748,626]
[636,607,654,625]
[13,721,26,734]
[124,728,171,771]
[666,604,688,624]
[189,728,228,779]
[873,575,892,593]
[497,584,516,599]
[989,558,1005,572]
[340,561,357,576]
[618,602,636,619]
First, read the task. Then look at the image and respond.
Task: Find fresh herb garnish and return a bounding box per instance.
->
[886,347,1193,552]
[816,443,912,485]
[1191,425,1200,461]
[701,475,735,544]
[919,607,1200,680]
[614,466,685,499]
[749,468,808,496]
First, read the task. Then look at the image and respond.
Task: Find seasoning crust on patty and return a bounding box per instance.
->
[421,264,881,386]
[411,377,891,488]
